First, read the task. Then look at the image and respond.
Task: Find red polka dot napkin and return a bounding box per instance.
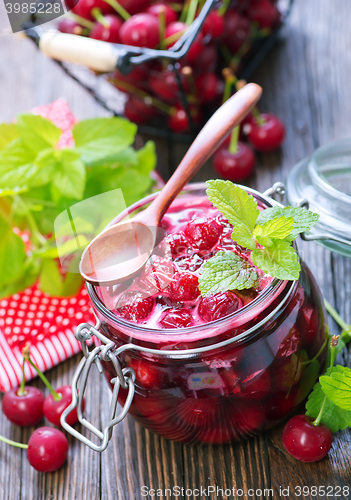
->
[0,100,94,393]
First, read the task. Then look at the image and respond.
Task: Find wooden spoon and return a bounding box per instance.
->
[80,83,262,286]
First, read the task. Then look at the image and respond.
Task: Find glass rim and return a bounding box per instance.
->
[87,182,291,342]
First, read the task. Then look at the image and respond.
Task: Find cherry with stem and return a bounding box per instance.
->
[22,346,84,427]
[2,345,45,427]
[282,336,338,462]
[0,428,69,473]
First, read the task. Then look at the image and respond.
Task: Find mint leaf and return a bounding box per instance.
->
[0,215,26,287]
[231,224,256,250]
[206,180,259,231]
[253,216,294,240]
[136,141,157,175]
[0,124,18,150]
[16,114,61,154]
[306,366,351,432]
[251,240,300,280]
[256,206,319,241]
[0,138,36,188]
[52,150,86,199]
[320,366,351,411]
[73,117,137,165]
[0,258,39,299]
[198,251,259,296]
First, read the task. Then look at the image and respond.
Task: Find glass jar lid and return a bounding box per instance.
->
[285,138,351,257]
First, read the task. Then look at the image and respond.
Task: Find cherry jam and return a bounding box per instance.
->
[89,184,328,444]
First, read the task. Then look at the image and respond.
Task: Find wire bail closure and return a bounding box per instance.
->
[60,321,135,452]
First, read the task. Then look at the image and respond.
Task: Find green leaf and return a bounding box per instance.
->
[230,223,256,250]
[0,258,39,299]
[39,259,83,297]
[136,141,157,175]
[251,240,301,280]
[0,215,26,287]
[320,366,351,410]
[0,124,18,151]
[253,216,294,240]
[16,114,61,154]
[51,149,86,199]
[206,180,259,231]
[73,117,137,165]
[198,251,259,296]
[256,206,319,240]
[0,138,36,188]
[306,366,351,432]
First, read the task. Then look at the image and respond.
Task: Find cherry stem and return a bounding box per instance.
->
[102,0,130,20]
[164,28,187,46]
[91,8,109,27]
[185,0,198,26]
[25,358,61,402]
[109,77,173,114]
[159,8,166,50]
[228,126,240,154]
[222,69,237,104]
[17,356,26,396]
[0,435,28,450]
[312,336,338,426]
[218,0,230,16]
[179,0,190,23]
[324,299,350,333]
[68,13,95,30]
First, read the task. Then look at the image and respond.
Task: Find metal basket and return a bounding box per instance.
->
[25,0,293,142]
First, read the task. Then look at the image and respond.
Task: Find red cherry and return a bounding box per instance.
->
[167,105,202,133]
[27,427,69,473]
[124,97,148,124]
[63,0,81,14]
[192,43,218,73]
[195,72,220,103]
[163,232,190,257]
[146,3,177,25]
[125,94,159,120]
[224,11,250,53]
[58,19,85,35]
[120,14,160,48]
[267,325,301,359]
[2,386,44,427]
[129,359,165,389]
[169,272,200,302]
[202,10,225,40]
[118,0,150,15]
[115,291,154,321]
[112,64,149,91]
[184,217,223,250]
[213,142,256,181]
[90,15,123,43]
[298,306,319,349]
[148,69,179,102]
[43,385,84,427]
[282,415,333,462]
[198,292,243,322]
[245,113,285,152]
[159,308,193,328]
[78,0,114,21]
[139,255,175,294]
[247,0,281,29]
[165,22,204,62]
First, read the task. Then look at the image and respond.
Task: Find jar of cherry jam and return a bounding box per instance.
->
[62,183,328,449]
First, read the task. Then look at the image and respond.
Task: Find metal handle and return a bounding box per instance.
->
[60,321,135,452]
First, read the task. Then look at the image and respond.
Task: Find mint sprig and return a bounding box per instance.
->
[199,251,259,297]
[199,180,320,294]
[306,367,351,433]
[0,113,156,298]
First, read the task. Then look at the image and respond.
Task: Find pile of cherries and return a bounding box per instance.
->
[58,0,284,144]
[0,348,83,473]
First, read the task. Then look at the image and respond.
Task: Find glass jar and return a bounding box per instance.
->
[82,183,328,445]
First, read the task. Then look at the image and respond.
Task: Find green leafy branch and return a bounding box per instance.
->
[198,180,319,296]
[0,113,157,298]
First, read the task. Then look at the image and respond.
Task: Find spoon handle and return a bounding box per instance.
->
[140,83,262,224]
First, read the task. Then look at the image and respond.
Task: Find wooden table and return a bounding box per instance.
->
[1,1,351,498]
